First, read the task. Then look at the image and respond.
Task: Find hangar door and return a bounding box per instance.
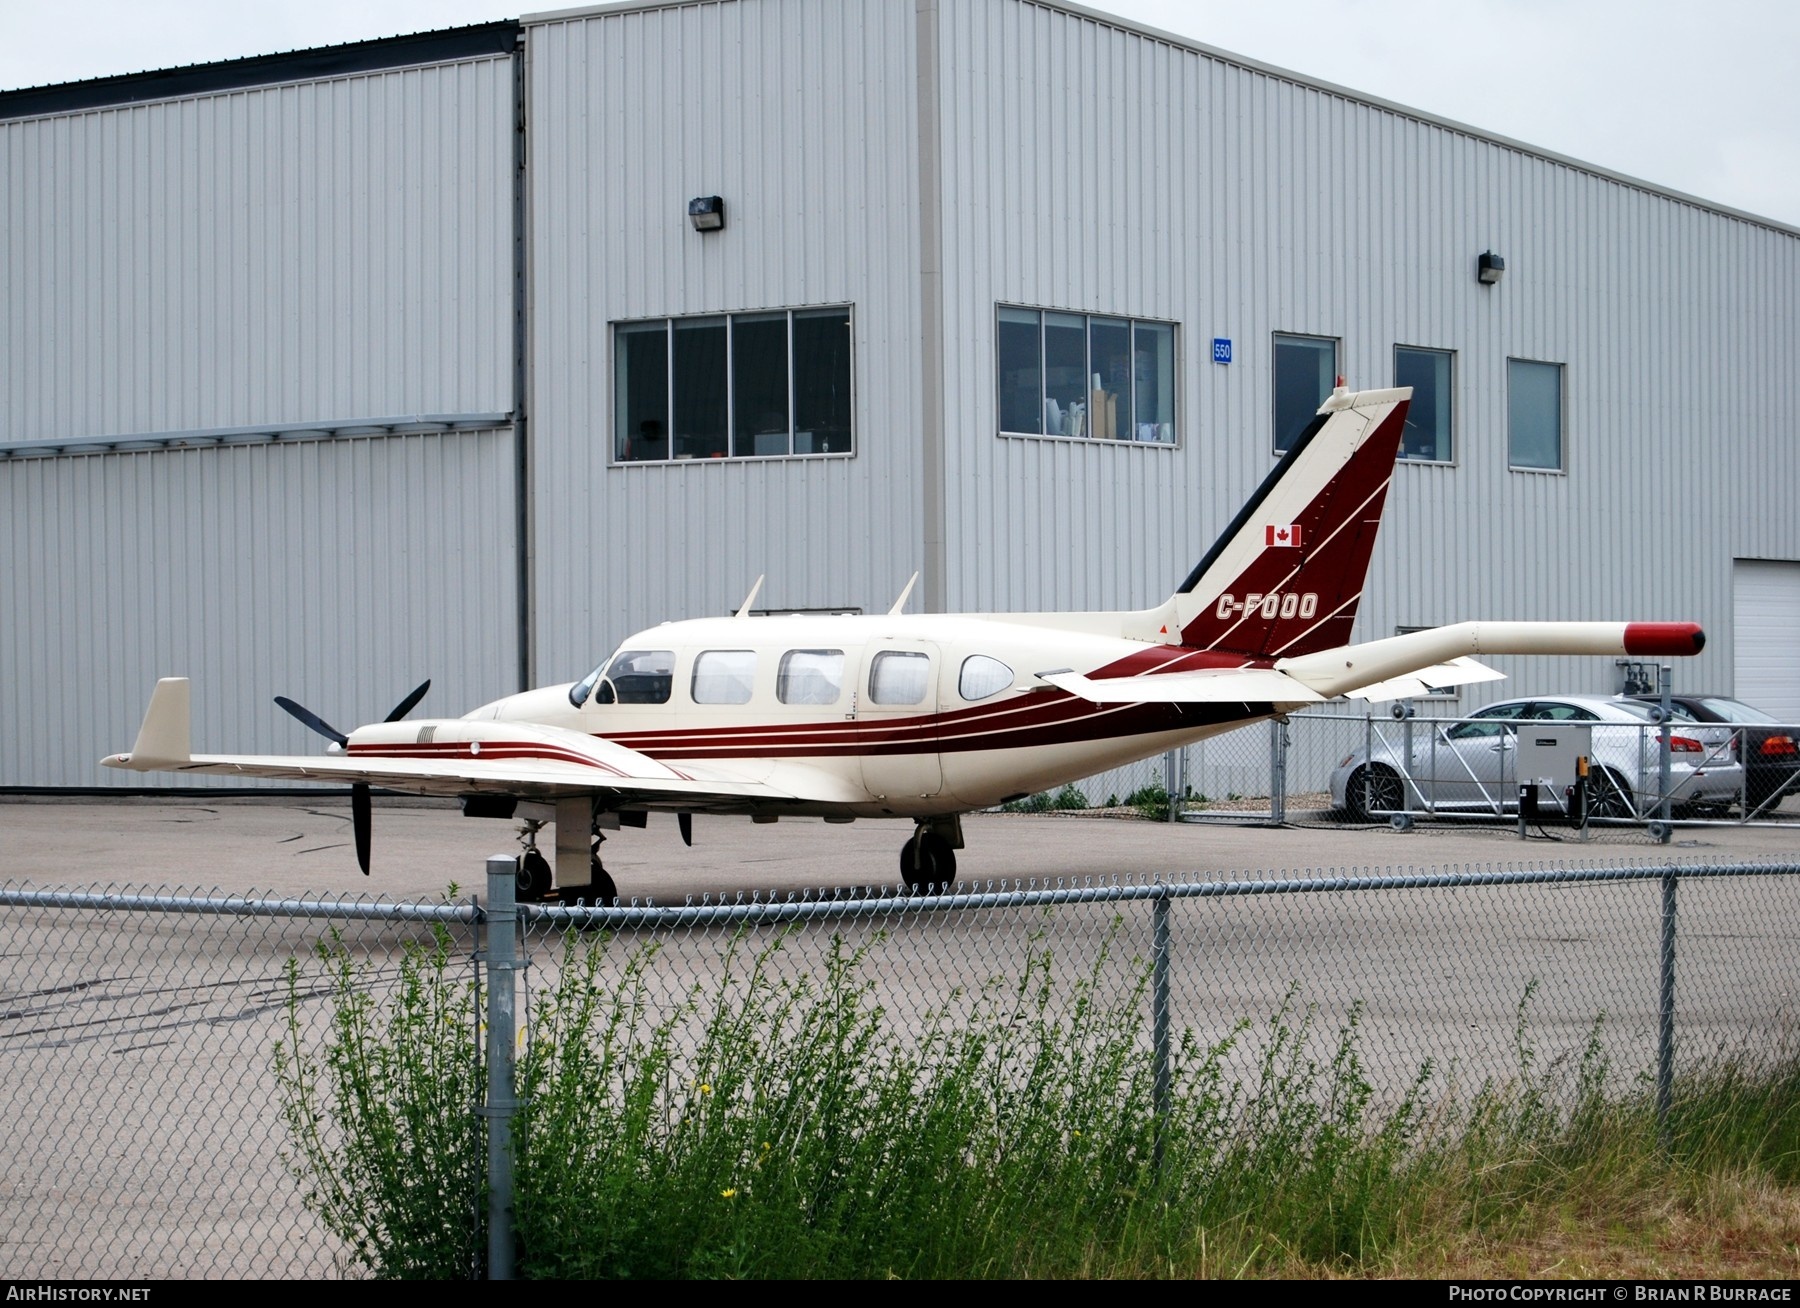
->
[1733,559,1800,723]
[0,429,522,788]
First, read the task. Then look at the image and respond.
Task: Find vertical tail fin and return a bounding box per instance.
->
[1157,386,1409,658]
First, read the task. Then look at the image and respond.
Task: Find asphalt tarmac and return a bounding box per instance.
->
[2,792,1796,900]
[2,793,1797,1278]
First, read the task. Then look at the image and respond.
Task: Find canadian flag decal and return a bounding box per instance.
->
[1265,523,1302,548]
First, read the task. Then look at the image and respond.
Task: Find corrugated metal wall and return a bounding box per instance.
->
[932,0,1800,705]
[1,56,516,439]
[523,0,924,684]
[0,431,520,787]
[1,52,522,786]
[6,0,1797,789]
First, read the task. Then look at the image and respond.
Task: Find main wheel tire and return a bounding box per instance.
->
[516,849,552,901]
[567,863,617,909]
[900,832,958,894]
[1343,764,1402,823]
[1585,768,1636,821]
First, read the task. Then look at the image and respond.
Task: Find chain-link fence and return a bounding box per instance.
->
[5,858,1800,1277]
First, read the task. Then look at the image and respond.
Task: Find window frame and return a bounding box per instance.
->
[1271,331,1341,456]
[995,304,1179,446]
[1506,357,1565,473]
[1393,344,1455,464]
[612,305,855,465]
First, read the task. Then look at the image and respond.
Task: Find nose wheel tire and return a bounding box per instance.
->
[900,831,957,894]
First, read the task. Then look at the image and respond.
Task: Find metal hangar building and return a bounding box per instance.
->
[3,0,1796,789]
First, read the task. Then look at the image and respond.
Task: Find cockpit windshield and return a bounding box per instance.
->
[568,652,616,708]
[568,647,677,708]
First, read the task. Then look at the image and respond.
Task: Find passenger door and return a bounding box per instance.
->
[857,644,942,803]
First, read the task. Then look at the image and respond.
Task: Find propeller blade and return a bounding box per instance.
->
[385,679,431,723]
[274,696,349,747]
[678,812,693,847]
[352,783,372,875]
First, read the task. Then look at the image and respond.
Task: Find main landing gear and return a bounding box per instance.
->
[900,816,963,894]
[514,815,617,906]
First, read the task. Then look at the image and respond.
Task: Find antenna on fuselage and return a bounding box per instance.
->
[887,571,920,616]
[734,575,765,618]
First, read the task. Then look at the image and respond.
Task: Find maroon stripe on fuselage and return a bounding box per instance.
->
[605,691,1266,760]
[348,741,628,776]
[1088,646,1263,678]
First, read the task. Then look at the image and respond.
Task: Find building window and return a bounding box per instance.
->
[997,306,1175,443]
[1272,332,1339,454]
[1394,346,1453,462]
[1508,358,1563,471]
[614,306,853,462]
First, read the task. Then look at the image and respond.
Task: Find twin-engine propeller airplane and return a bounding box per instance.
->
[106,384,1705,899]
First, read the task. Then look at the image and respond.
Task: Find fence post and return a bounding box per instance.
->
[483,853,521,1280]
[1657,665,1674,843]
[1657,868,1678,1153]
[1269,719,1288,824]
[1163,749,1182,822]
[1152,884,1172,1171]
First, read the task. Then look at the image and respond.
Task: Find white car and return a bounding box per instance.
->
[1330,694,1744,822]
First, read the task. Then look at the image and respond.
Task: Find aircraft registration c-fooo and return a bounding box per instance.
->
[105,385,1705,900]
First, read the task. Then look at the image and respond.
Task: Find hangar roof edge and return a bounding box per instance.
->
[0,21,522,122]
[518,0,1800,240]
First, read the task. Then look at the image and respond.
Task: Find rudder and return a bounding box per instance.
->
[1162,386,1409,658]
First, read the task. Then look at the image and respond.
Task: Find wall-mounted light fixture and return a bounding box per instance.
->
[1477,250,1505,285]
[688,196,725,232]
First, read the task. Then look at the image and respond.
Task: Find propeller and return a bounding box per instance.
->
[274,680,431,875]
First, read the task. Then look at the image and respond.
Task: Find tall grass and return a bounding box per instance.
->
[274,927,1800,1279]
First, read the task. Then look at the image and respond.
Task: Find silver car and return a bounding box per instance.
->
[1330,694,1744,821]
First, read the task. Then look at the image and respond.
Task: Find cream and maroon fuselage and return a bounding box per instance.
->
[447,611,1289,819]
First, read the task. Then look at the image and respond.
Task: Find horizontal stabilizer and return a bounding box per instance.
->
[1036,667,1323,705]
[119,677,192,769]
[1339,656,1506,703]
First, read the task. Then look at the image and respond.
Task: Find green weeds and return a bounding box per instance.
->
[275,932,1800,1279]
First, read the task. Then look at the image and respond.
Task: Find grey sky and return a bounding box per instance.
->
[4,0,1795,228]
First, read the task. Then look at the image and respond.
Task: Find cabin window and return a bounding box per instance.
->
[997,306,1176,443]
[777,649,845,705]
[869,651,930,705]
[691,650,756,705]
[605,649,675,704]
[614,306,854,462]
[959,655,1014,702]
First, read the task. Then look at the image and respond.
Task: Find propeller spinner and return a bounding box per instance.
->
[274,680,430,875]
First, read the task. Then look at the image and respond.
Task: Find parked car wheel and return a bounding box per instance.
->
[1585,767,1636,821]
[1343,764,1403,822]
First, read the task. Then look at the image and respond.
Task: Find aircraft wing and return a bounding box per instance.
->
[1034,667,1325,705]
[102,678,862,809]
